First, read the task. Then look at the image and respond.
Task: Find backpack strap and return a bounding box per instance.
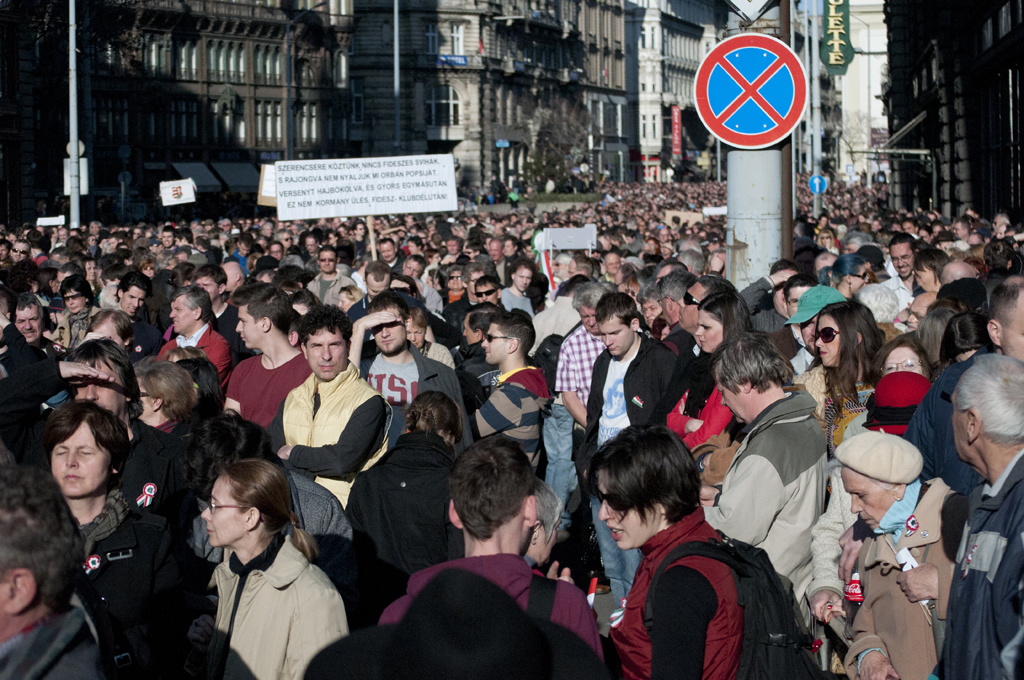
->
[527,573,557,621]
[643,539,733,633]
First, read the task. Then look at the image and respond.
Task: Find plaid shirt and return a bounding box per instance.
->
[555,324,606,405]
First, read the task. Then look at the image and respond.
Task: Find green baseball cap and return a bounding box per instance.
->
[786,285,846,325]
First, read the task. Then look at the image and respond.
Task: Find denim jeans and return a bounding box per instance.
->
[543,403,577,528]
[590,495,642,603]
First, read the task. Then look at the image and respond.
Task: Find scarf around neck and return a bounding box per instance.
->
[874,479,922,545]
[79,489,131,557]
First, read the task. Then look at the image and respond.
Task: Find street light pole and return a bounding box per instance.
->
[69,0,80,229]
[284,2,327,161]
[394,0,400,152]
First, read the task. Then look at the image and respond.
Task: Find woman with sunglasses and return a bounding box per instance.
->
[51,274,100,350]
[793,300,884,456]
[828,254,870,300]
[187,459,348,680]
[666,292,751,449]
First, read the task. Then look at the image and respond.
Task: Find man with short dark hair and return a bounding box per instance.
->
[0,466,104,678]
[157,285,232,388]
[501,257,536,318]
[377,237,403,274]
[379,438,602,657]
[117,271,162,362]
[475,312,552,466]
[269,305,390,507]
[453,303,502,395]
[578,292,675,602]
[350,291,471,452]
[194,263,247,365]
[224,283,310,428]
[307,245,356,307]
[883,232,917,310]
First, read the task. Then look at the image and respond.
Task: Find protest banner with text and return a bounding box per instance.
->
[274,154,458,220]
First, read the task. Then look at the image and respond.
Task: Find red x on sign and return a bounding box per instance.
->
[695,34,807,149]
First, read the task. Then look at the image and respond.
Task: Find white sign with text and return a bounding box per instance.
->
[274,155,458,220]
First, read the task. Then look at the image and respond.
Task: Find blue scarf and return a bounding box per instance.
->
[874,479,922,546]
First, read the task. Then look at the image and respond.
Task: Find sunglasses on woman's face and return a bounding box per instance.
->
[817,326,840,344]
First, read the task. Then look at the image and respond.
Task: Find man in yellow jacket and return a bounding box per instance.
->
[269,305,391,507]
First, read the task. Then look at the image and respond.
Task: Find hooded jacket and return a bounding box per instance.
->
[703,390,826,609]
[345,431,463,626]
[474,366,552,467]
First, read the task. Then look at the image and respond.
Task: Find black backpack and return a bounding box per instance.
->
[644,535,832,680]
[532,322,582,394]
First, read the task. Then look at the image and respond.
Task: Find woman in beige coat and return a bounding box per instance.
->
[187,460,348,680]
[835,432,963,680]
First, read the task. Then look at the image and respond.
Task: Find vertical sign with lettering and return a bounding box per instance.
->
[671,106,683,156]
[822,0,854,76]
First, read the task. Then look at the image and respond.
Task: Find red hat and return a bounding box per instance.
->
[863,371,933,436]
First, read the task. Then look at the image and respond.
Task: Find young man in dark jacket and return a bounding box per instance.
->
[578,292,674,602]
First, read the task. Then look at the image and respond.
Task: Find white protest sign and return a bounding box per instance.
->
[37,215,66,227]
[160,179,197,206]
[274,154,458,221]
[702,206,728,217]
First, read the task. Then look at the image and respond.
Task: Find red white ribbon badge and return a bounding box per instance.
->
[84,555,101,574]
[136,483,157,507]
[905,515,919,537]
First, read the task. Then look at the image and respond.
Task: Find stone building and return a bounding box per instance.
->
[31,0,354,221]
[350,0,628,188]
[884,0,1023,217]
[624,0,717,183]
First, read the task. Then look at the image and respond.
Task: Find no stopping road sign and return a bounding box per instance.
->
[695,33,807,150]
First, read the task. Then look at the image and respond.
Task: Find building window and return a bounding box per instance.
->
[450,24,464,56]
[351,78,364,124]
[334,51,348,87]
[425,23,438,55]
[427,85,460,126]
[177,41,197,80]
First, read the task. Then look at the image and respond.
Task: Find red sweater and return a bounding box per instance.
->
[612,509,743,680]
[667,388,734,449]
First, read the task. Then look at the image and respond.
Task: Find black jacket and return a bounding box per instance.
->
[578,335,675,476]
[84,509,184,678]
[345,431,463,627]
[0,358,186,524]
[129,319,163,363]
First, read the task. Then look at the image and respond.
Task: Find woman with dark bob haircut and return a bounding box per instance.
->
[44,401,182,676]
[589,424,743,680]
[666,291,751,449]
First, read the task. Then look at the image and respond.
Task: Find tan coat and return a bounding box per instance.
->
[207,539,348,680]
[844,478,957,680]
[791,364,827,424]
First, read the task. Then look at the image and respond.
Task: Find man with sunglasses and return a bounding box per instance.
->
[9,239,29,264]
[473,312,551,467]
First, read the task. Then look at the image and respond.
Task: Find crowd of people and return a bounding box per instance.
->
[0,178,1022,680]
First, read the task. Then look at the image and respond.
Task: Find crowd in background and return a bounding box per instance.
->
[0,177,1023,680]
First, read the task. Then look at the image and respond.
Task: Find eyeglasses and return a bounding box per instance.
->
[12,248,28,255]
[208,500,248,513]
[817,327,840,344]
[683,292,701,306]
[485,333,513,343]
[63,293,85,301]
[449,275,463,280]
[883,358,921,374]
[475,288,497,296]
[850,272,868,280]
